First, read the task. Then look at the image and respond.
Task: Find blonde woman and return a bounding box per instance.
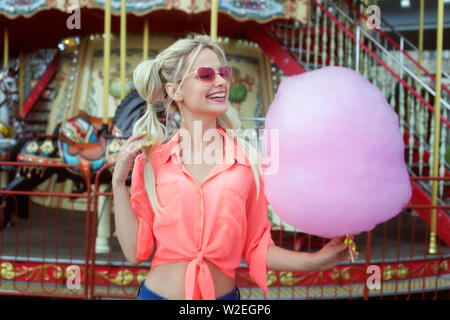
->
[112,34,358,300]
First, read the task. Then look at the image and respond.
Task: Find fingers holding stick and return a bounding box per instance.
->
[345,234,358,263]
[112,130,156,186]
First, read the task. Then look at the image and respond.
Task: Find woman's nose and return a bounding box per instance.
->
[215,72,228,86]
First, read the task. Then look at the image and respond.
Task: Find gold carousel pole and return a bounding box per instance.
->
[0,27,9,189]
[3,28,8,69]
[143,19,149,61]
[103,0,111,127]
[120,0,126,100]
[210,0,218,41]
[429,0,444,255]
[418,0,424,76]
[19,51,24,116]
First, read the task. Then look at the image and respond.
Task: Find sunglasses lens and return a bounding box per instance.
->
[219,66,232,81]
[197,67,215,82]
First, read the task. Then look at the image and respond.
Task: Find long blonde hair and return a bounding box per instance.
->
[133,33,263,216]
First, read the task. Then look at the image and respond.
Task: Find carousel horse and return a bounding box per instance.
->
[0,90,169,243]
[0,67,19,143]
[0,89,176,255]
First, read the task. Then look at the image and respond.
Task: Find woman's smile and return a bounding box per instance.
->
[206,90,227,103]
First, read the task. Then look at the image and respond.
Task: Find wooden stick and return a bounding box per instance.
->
[346,234,355,263]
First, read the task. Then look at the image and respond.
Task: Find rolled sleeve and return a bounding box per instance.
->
[130,154,155,261]
[242,175,274,296]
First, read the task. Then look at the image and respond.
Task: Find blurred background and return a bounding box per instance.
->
[0,0,448,300]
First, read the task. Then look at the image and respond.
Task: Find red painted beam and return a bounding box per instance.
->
[246,26,305,76]
[21,54,60,119]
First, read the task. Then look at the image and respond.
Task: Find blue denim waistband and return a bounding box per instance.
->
[136,279,240,300]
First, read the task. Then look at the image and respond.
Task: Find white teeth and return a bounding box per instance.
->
[207,92,225,99]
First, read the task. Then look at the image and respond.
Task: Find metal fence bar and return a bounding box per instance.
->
[0,161,91,299]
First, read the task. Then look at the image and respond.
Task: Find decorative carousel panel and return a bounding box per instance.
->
[218,0,309,23]
[94,0,166,13]
[0,0,309,23]
[46,38,84,136]
[0,0,48,18]
[65,33,272,125]
[75,33,170,120]
[30,33,272,211]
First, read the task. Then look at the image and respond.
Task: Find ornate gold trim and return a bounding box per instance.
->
[1,262,63,281]
[25,141,39,154]
[40,139,55,155]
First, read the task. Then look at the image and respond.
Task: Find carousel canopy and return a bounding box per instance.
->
[0,0,309,53]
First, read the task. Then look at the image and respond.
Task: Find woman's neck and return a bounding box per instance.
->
[180,118,219,150]
[179,118,223,165]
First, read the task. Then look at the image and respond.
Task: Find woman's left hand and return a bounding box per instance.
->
[311,235,358,271]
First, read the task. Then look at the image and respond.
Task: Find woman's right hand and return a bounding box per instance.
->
[112,131,150,186]
[309,235,358,271]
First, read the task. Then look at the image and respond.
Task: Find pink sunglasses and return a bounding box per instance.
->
[185,65,232,83]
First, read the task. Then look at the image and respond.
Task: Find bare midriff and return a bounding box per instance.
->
[144,259,235,300]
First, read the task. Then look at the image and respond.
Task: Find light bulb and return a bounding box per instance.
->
[400,0,411,8]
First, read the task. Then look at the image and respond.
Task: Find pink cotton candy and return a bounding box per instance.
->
[263,66,412,239]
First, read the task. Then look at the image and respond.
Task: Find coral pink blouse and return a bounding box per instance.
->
[130,126,274,300]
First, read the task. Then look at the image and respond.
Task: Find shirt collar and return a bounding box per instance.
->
[151,126,250,167]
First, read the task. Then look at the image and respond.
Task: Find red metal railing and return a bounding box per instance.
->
[262,0,450,258]
[342,0,450,96]
[89,163,144,299]
[0,161,91,299]
[310,0,450,127]
[246,26,306,76]
[0,160,449,300]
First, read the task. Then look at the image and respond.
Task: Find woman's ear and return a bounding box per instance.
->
[165,82,183,103]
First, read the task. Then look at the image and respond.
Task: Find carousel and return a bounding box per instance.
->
[0,0,448,300]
